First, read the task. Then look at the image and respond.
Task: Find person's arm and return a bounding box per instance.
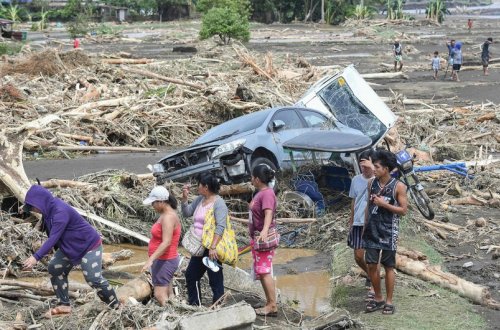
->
[142,215,175,272]
[257,209,273,243]
[208,197,228,260]
[349,200,355,228]
[23,212,70,269]
[181,195,201,217]
[363,178,375,232]
[372,182,408,216]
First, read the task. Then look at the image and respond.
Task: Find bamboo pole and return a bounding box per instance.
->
[121,67,206,90]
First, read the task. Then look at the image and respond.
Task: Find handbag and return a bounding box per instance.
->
[201,209,238,266]
[253,226,280,251]
[182,225,204,257]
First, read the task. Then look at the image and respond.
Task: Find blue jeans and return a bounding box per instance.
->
[185,250,224,306]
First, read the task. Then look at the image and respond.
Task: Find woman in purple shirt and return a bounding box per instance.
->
[22,185,119,318]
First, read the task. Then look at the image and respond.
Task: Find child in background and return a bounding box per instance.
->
[431,51,441,80]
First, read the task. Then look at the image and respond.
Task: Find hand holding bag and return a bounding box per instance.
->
[182,225,204,257]
[253,226,280,251]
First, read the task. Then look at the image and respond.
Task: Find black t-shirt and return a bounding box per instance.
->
[482,42,490,57]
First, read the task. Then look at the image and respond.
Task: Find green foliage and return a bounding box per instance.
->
[386,0,405,19]
[96,23,115,35]
[199,6,250,44]
[197,0,251,18]
[350,4,375,19]
[325,0,351,25]
[426,0,446,23]
[66,13,90,38]
[0,42,23,56]
[0,4,26,23]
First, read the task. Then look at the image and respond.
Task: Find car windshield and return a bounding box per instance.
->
[318,78,386,142]
[193,109,271,145]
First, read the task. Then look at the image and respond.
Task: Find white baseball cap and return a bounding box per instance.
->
[143,186,170,205]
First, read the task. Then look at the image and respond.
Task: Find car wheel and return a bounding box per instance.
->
[251,157,278,191]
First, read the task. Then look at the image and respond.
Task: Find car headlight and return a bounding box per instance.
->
[211,139,246,159]
[152,163,165,174]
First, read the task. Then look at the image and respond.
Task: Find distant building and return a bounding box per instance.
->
[97,5,129,22]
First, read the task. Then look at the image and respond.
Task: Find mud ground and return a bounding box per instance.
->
[23,15,500,329]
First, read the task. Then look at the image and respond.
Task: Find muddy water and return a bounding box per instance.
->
[21,246,331,316]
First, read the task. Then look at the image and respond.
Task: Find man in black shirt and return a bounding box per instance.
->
[481,38,493,76]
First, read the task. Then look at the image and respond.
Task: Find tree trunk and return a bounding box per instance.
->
[116,275,152,304]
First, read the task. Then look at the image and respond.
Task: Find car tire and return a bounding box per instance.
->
[251,157,278,191]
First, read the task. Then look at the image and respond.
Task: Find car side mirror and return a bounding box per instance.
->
[272,120,286,131]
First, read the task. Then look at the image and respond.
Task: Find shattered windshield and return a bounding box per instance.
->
[318,78,385,142]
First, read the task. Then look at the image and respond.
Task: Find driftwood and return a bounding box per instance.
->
[102,249,134,268]
[116,275,152,304]
[361,72,409,79]
[423,220,463,232]
[121,67,206,90]
[47,146,158,153]
[396,252,500,310]
[41,179,91,189]
[219,183,254,196]
[443,195,486,206]
[102,58,154,65]
[63,97,132,116]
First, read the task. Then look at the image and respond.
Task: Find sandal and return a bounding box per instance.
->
[364,291,375,302]
[43,306,71,319]
[365,300,385,313]
[382,304,396,315]
[364,278,372,289]
[255,307,278,317]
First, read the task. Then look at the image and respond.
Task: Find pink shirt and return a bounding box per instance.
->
[250,188,277,236]
[193,201,214,237]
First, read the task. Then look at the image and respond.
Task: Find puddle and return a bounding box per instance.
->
[19,245,332,316]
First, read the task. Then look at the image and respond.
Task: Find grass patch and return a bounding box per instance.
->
[145,85,176,98]
[399,212,443,265]
[0,42,23,56]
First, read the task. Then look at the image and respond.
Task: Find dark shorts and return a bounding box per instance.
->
[482,57,489,67]
[151,257,180,286]
[365,248,396,268]
[347,226,364,250]
[452,64,461,71]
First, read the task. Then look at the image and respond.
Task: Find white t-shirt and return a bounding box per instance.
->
[349,174,371,226]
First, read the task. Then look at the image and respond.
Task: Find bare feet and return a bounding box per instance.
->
[44,305,71,319]
[255,305,278,317]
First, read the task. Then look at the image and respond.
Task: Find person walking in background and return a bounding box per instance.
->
[446,39,456,78]
[348,150,375,302]
[22,185,119,318]
[249,164,279,317]
[431,51,441,80]
[452,42,463,82]
[182,173,228,306]
[142,186,181,306]
[481,37,493,76]
[393,40,403,72]
[467,19,473,33]
[362,150,408,315]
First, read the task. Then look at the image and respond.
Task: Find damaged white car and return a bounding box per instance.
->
[152,65,397,185]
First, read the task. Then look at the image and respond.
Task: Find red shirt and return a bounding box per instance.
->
[148,220,181,260]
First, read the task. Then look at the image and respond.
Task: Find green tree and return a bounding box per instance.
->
[199,6,250,44]
[197,0,251,18]
[426,0,446,23]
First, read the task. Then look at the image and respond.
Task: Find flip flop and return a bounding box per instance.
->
[364,291,375,302]
[365,300,385,313]
[43,306,71,319]
[255,307,278,317]
[382,304,396,315]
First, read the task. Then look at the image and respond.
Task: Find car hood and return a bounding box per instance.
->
[158,129,256,162]
[283,131,372,153]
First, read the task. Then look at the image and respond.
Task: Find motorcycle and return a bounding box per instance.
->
[393,148,435,220]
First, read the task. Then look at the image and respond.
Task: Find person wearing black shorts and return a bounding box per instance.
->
[362,150,408,315]
[481,38,493,76]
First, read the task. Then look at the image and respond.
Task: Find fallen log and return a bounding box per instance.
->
[443,195,487,206]
[47,146,158,153]
[361,72,409,79]
[423,219,462,232]
[102,249,134,268]
[219,183,254,196]
[116,274,152,304]
[63,97,132,116]
[476,113,497,123]
[102,58,154,65]
[121,67,206,90]
[41,179,91,189]
[396,253,500,310]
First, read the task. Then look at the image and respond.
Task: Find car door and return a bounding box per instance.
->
[268,108,310,167]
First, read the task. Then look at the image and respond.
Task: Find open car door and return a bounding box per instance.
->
[296,65,397,146]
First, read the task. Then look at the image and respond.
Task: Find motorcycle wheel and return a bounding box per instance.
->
[409,186,435,220]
